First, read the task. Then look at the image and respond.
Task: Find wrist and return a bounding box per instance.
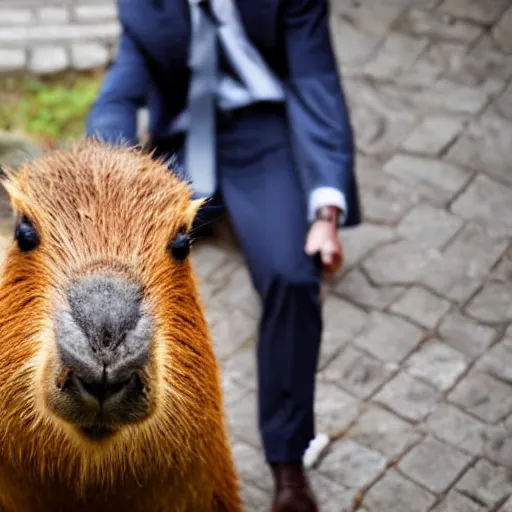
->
[314,206,341,226]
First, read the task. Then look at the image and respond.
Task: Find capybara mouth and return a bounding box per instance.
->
[81,425,116,441]
[48,368,151,434]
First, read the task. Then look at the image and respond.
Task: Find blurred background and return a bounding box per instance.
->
[1,0,512,510]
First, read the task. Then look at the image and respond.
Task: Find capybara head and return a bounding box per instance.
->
[0,141,226,491]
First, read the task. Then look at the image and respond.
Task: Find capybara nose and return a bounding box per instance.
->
[67,274,143,352]
[52,274,153,427]
[69,370,142,408]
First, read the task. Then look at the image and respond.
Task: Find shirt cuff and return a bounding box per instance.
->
[308,187,348,226]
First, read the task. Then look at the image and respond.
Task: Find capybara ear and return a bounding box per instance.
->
[0,168,40,225]
[0,167,25,212]
[183,198,206,231]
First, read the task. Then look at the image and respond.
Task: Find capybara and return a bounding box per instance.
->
[0,140,241,512]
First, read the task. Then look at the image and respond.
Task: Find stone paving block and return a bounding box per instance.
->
[390,287,452,329]
[191,242,229,280]
[362,32,429,81]
[383,154,472,205]
[314,382,360,437]
[0,26,28,46]
[398,41,465,88]
[356,156,420,224]
[398,436,471,493]
[352,311,424,363]
[363,469,436,512]
[350,91,417,158]
[196,278,216,304]
[419,222,508,302]
[209,308,256,361]
[430,490,485,511]
[452,175,512,234]
[239,483,269,512]
[447,110,512,186]
[490,247,512,283]
[28,45,68,74]
[396,203,464,250]
[38,6,69,24]
[475,340,512,383]
[329,15,382,69]
[426,403,487,455]
[495,81,512,122]
[309,471,357,512]
[456,459,512,508]
[483,424,512,469]
[222,345,256,391]
[374,372,440,421]
[414,78,493,115]
[493,5,512,53]
[319,439,388,489]
[449,371,512,423]
[330,1,405,68]
[439,0,510,24]
[70,42,109,70]
[0,48,26,72]
[500,495,512,511]
[401,116,465,156]
[445,47,512,92]
[318,295,367,369]
[0,23,121,46]
[348,405,422,459]
[396,8,483,43]
[211,262,261,320]
[74,4,118,21]
[405,339,468,391]
[232,442,272,492]
[439,311,497,357]
[226,391,260,449]
[322,345,393,399]
[335,269,404,311]
[204,304,228,330]
[221,372,249,408]
[466,282,512,323]
[474,33,503,52]
[339,223,397,269]
[0,8,32,25]
[363,240,438,286]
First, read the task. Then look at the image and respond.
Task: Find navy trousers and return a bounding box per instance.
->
[156,103,322,464]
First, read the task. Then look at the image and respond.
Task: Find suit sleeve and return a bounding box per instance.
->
[86,30,150,146]
[282,0,356,222]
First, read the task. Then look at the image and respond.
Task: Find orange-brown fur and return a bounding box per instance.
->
[0,140,241,511]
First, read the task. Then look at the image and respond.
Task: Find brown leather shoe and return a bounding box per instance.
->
[271,463,319,512]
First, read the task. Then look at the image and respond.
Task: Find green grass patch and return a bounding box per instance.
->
[0,70,105,148]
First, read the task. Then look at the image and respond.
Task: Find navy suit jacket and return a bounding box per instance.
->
[86,0,361,227]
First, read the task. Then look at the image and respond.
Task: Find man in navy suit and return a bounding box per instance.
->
[87,0,360,509]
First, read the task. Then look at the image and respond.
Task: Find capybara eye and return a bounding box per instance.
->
[169,228,190,261]
[14,216,40,252]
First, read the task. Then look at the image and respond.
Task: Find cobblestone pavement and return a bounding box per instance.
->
[3,0,512,510]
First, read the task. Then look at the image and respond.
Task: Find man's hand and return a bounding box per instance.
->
[305,206,344,275]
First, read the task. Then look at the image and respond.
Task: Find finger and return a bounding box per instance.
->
[305,233,322,255]
[321,246,333,266]
[323,254,341,275]
[322,245,343,274]
[305,241,319,256]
